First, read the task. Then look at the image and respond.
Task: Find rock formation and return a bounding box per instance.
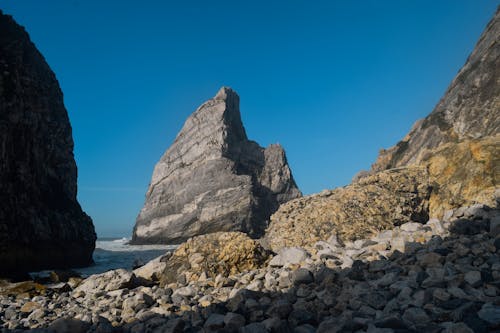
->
[265,7,499,251]
[0,11,96,276]
[132,87,301,244]
[265,167,432,252]
[372,9,499,170]
[159,232,270,286]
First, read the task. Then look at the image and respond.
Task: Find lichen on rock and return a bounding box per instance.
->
[160,232,270,286]
[265,167,432,253]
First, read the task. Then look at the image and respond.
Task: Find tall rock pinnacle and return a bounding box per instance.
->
[132,87,301,244]
[0,11,96,276]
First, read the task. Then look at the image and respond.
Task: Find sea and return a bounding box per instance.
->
[31,238,177,279]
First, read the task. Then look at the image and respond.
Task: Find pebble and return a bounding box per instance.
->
[0,205,497,333]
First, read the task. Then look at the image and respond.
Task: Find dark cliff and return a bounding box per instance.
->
[0,11,96,276]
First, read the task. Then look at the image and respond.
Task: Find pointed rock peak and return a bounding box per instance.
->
[214,86,238,101]
[133,89,301,244]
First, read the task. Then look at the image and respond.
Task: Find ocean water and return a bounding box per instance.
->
[32,238,177,278]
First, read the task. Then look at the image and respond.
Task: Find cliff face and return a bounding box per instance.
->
[132,87,301,244]
[373,9,499,171]
[266,8,499,251]
[0,11,96,276]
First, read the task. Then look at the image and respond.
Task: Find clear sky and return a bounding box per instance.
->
[1,1,497,237]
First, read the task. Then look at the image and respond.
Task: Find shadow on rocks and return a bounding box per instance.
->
[1,209,500,333]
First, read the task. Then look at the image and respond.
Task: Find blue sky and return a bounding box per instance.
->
[2,1,497,237]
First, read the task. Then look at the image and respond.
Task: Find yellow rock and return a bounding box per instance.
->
[160,232,269,286]
[20,301,41,313]
[265,167,431,252]
[423,136,499,217]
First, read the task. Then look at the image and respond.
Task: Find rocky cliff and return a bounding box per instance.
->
[0,11,96,276]
[266,8,499,251]
[372,9,499,171]
[132,87,301,244]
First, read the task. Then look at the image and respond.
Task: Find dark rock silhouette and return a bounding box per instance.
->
[0,11,96,276]
[133,87,301,244]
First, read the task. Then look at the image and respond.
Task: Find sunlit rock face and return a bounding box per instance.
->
[265,8,499,251]
[372,9,499,171]
[371,8,499,218]
[132,87,301,244]
[0,11,96,276]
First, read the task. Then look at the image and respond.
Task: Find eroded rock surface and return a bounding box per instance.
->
[160,231,270,285]
[372,9,499,170]
[133,87,301,244]
[266,167,432,252]
[266,8,499,252]
[0,11,95,276]
[424,136,499,217]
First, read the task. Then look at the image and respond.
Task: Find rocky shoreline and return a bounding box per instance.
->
[1,203,499,332]
[1,5,498,333]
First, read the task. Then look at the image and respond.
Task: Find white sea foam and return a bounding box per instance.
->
[95,237,175,252]
[31,238,177,278]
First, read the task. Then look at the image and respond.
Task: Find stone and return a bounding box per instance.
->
[159,232,269,285]
[132,87,301,244]
[288,309,316,327]
[266,167,432,252]
[48,318,91,333]
[224,312,246,330]
[0,10,95,277]
[19,301,41,313]
[489,214,500,237]
[374,314,408,330]
[317,318,342,333]
[262,317,290,332]
[418,252,444,268]
[292,268,314,285]
[156,318,184,333]
[463,271,482,287]
[73,269,140,295]
[266,299,293,319]
[133,254,169,281]
[402,307,430,324]
[442,322,474,333]
[204,313,225,330]
[477,303,500,325]
[240,323,268,333]
[294,324,317,333]
[269,247,308,267]
[400,222,423,232]
[433,288,451,303]
[426,218,446,234]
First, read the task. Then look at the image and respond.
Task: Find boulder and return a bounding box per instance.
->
[0,11,95,276]
[133,254,169,281]
[265,167,431,252]
[73,269,141,295]
[159,232,269,285]
[268,247,309,267]
[132,87,300,244]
